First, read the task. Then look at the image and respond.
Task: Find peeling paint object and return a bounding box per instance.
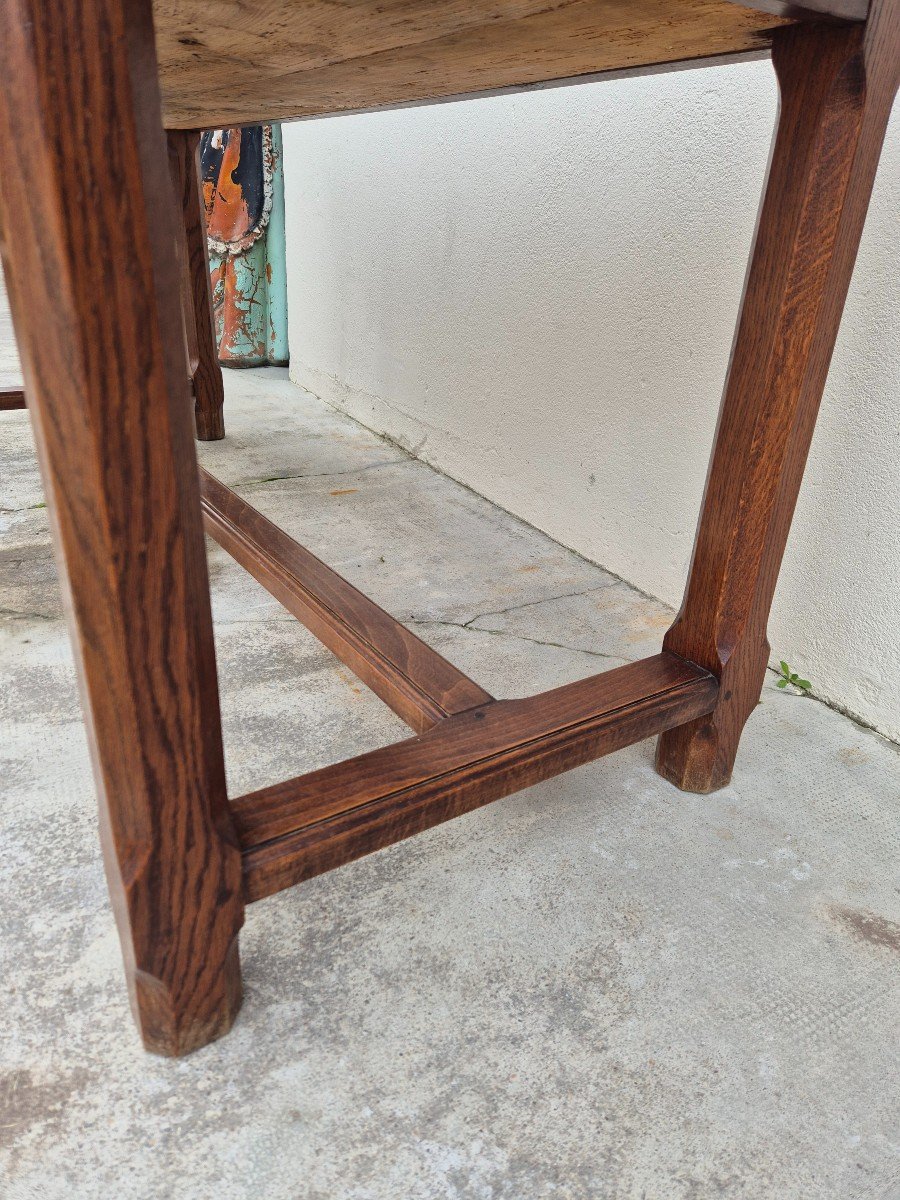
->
[200,125,289,367]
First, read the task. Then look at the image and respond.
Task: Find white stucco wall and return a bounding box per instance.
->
[283,59,900,743]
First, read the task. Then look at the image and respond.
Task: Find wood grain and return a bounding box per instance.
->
[167,129,225,440]
[153,0,799,129]
[201,467,493,731]
[0,386,26,410]
[234,653,718,901]
[0,0,244,1055]
[2,0,892,1056]
[656,2,899,793]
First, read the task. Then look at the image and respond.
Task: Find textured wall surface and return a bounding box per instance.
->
[0,268,21,384]
[283,59,900,742]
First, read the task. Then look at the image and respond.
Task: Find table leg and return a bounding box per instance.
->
[168,129,227,441]
[656,6,899,793]
[0,0,244,1053]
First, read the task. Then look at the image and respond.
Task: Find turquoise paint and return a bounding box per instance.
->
[266,126,289,365]
[211,239,266,365]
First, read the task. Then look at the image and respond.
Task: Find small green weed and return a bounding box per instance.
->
[777,660,812,694]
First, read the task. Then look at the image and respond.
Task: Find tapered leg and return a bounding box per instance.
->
[0,0,244,1053]
[168,129,226,441]
[656,4,899,793]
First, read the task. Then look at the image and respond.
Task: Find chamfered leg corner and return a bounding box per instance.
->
[0,0,244,1055]
[655,8,898,794]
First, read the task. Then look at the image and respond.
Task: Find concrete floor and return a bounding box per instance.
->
[1,285,899,1197]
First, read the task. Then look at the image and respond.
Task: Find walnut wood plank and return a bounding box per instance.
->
[200,468,493,731]
[0,0,244,1055]
[656,3,899,793]
[0,386,25,410]
[167,129,226,441]
[234,653,718,901]
[154,0,800,129]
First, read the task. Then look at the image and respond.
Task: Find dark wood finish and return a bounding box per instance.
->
[2,0,893,1055]
[235,654,718,902]
[154,0,799,130]
[0,0,244,1055]
[656,4,899,793]
[0,386,25,410]
[167,129,225,441]
[200,467,493,731]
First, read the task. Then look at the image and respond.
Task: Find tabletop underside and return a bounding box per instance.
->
[155,0,867,129]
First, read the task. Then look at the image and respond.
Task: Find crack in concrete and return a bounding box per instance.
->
[457,582,618,631]
[0,607,54,622]
[408,599,626,663]
[207,457,409,490]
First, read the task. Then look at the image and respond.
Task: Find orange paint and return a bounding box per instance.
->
[204,129,253,247]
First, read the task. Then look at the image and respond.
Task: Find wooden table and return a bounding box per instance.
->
[0,0,895,1056]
